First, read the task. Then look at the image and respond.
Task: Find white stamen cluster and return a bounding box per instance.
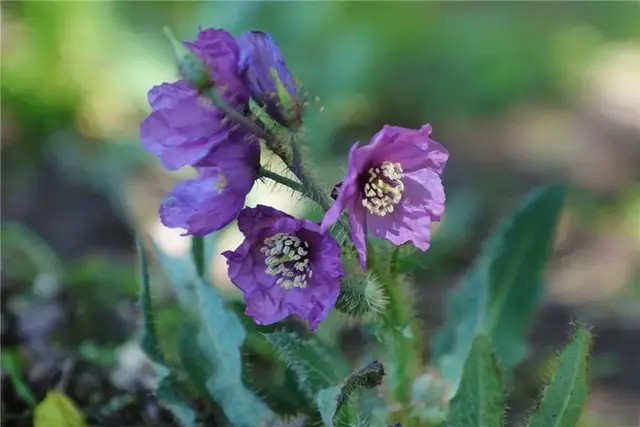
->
[361,161,404,216]
[261,233,312,289]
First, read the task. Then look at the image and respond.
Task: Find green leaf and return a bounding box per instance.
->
[152,238,272,426]
[317,387,340,427]
[526,326,592,427]
[151,239,198,310]
[178,323,212,398]
[1,349,37,407]
[433,185,566,395]
[264,332,351,402]
[193,276,273,426]
[445,334,505,427]
[137,238,199,427]
[33,392,86,427]
[316,361,386,427]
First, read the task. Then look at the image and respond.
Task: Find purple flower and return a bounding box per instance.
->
[140,28,249,170]
[159,137,260,236]
[183,27,250,109]
[237,31,301,127]
[222,205,344,330]
[321,124,448,270]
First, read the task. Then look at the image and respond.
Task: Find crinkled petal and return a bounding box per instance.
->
[369,124,449,174]
[196,137,260,192]
[183,27,248,107]
[224,206,343,329]
[159,174,247,236]
[367,168,445,250]
[147,81,192,111]
[236,204,286,238]
[347,198,368,270]
[321,141,371,232]
[140,84,231,170]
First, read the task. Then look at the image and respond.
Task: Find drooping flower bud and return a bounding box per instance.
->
[163,26,210,91]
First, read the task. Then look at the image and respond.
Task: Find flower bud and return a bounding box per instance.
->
[335,270,388,317]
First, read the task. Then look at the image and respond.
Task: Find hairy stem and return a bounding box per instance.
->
[205,87,274,143]
[285,135,334,212]
[207,88,334,213]
[259,167,304,194]
[369,244,421,416]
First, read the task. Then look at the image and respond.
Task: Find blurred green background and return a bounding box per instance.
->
[2,2,640,426]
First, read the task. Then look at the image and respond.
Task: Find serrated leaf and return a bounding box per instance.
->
[445,334,505,427]
[194,277,273,426]
[33,392,86,427]
[137,238,199,427]
[526,326,591,427]
[264,332,351,401]
[433,185,566,395]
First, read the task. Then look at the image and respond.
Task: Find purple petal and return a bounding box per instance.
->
[140,85,231,170]
[224,206,343,329]
[236,204,286,238]
[320,141,368,232]
[183,27,248,108]
[347,198,368,271]
[147,81,192,110]
[159,174,247,236]
[367,168,445,250]
[369,124,449,174]
[237,31,298,125]
[196,137,260,192]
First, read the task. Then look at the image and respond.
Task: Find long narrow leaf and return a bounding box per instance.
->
[433,185,566,394]
[526,326,592,427]
[194,277,273,426]
[445,334,505,427]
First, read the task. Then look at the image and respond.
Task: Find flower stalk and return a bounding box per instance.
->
[208,87,337,216]
[259,167,304,193]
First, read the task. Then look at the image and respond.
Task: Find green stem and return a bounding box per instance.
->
[205,87,275,143]
[206,88,334,213]
[259,167,304,194]
[286,137,334,212]
[191,236,205,278]
[369,244,420,414]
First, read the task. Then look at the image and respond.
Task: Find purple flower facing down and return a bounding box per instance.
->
[183,27,250,109]
[223,205,344,330]
[321,124,448,270]
[237,31,301,126]
[159,138,260,236]
[141,27,250,171]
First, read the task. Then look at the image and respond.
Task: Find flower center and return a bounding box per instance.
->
[361,161,404,216]
[214,171,228,191]
[260,232,312,289]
